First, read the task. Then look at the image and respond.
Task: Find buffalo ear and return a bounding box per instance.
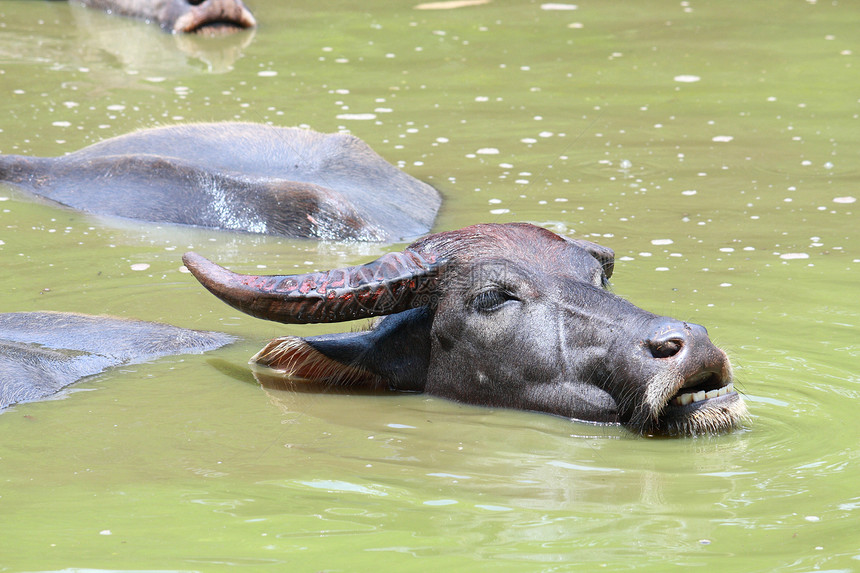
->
[565,237,615,279]
[249,307,433,393]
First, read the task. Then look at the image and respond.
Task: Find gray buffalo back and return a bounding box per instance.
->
[0,311,233,409]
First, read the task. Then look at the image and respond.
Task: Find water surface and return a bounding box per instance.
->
[0,1,858,571]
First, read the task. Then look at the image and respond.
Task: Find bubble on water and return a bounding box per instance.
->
[541,3,578,9]
[99,530,111,536]
[720,247,734,252]
[619,159,632,169]
[52,121,71,127]
[521,138,537,144]
[436,137,449,143]
[490,208,510,215]
[651,239,673,245]
[539,131,554,138]
[476,148,500,155]
[655,267,669,272]
[257,70,277,77]
[106,104,125,112]
[779,253,809,260]
[720,283,732,287]
[674,75,701,83]
[499,162,513,168]
[415,0,490,9]
[374,107,393,113]
[488,198,502,204]
[476,504,513,511]
[336,113,377,120]
[833,196,856,204]
[712,135,734,142]
[475,96,489,102]
[804,515,820,522]
[423,499,457,506]
[130,263,150,271]
[682,190,697,196]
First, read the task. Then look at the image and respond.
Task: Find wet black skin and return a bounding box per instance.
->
[0,123,440,242]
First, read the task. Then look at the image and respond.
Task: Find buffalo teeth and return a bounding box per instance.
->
[672,382,734,407]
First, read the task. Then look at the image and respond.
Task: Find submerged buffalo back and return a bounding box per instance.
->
[0,311,234,409]
[0,123,441,241]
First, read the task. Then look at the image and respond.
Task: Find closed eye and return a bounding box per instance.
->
[472,289,519,312]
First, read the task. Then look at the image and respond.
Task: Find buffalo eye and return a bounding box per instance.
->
[472,288,518,313]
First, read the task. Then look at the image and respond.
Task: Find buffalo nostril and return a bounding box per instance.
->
[648,337,684,358]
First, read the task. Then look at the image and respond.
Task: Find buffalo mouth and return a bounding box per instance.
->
[645,369,747,436]
[670,370,735,407]
[173,7,257,34]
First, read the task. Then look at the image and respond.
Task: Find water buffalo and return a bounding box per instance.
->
[0,122,441,242]
[182,223,747,436]
[0,311,233,410]
[75,0,256,34]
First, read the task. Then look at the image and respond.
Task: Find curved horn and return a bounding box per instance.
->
[182,250,445,324]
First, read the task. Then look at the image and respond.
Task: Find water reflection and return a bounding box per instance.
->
[1,0,859,569]
[0,2,254,76]
[69,3,256,74]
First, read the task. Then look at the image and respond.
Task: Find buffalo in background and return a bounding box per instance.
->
[0,312,233,410]
[0,122,441,242]
[73,0,256,34]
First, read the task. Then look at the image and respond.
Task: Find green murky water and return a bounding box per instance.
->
[1,0,858,570]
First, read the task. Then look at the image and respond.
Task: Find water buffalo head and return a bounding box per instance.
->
[183,223,746,436]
